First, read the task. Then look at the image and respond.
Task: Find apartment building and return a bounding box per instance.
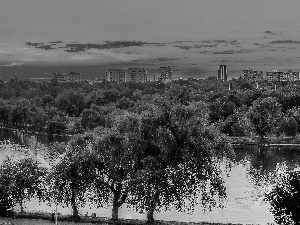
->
[125,68,147,82]
[242,69,264,82]
[52,71,81,82]
[158,66,172,82]
[266,70,300,82]
[105,69,126,83]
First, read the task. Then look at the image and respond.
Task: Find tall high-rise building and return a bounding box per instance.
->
[105,69,126,82]
[218,65,227,81]
[158,66,172,82]
[125,68,147,82]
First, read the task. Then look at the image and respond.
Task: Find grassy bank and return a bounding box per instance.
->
[0,211,265,225]
[0,217,267,225]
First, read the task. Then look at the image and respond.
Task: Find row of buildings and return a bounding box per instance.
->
[242,69,300,82]
[52,66,173,83]
[216,65,300,83]
[104,66,173,83]
[52,71,82,82]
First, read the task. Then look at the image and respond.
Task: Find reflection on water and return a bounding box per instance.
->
[0,128,69,147]
[3,128,300,224]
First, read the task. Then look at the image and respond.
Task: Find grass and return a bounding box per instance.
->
[0,211,262,225]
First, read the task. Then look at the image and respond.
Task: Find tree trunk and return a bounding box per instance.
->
[71,191,79,220]
[146,207,155,224]
[146,191,159,224]
[111,183,128,221]
[111,189,120,220]
[20,200,24,213]
[111,205,119,221]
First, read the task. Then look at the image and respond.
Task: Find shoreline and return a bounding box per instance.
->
[0,211,264,225]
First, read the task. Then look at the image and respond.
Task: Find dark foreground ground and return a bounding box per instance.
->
[0,211,276,225]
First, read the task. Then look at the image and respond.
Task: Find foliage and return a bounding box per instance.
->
[1,78,300,138]
[80,109,103,130]
[248,97,282,139]
[46,115,67,134]
[280,117,298,137]
[266,165,300,225]
[88,112,145,220]
[286,106,300,132]
[46,134,95,219]
[116,96,135,110]
[209,100,236,123]
[0,173,13,217]
[127,101,234,223]
[55,91,85,117]
[0,157,46,212]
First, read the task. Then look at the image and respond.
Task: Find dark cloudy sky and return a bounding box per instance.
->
[1,0,300,42]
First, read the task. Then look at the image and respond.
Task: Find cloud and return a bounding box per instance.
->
[0,62,24,67]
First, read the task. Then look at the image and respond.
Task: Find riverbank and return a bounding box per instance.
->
[0,211,274,225]
[0,218,251,225]
[229,136,300,147]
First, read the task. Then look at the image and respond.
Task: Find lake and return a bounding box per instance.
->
[1,128,296,224]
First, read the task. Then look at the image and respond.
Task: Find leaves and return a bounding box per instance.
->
[266,164,300,225]
[248,97,282,139]
[0,157,47,209]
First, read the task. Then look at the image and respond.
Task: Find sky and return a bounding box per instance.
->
[2,0,300,81]
[1,0,300,42]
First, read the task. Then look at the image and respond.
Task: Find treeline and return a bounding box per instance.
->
[0,95,234,223]
[1,77,300,139]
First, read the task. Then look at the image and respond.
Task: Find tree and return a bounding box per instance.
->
[116,96,134,110]
[286,106,300,132]
[46,115,67,134]
[89,112,145,220]
[42,95,54,107]
[281,117,298,137]
[127,101,234,223]
[248,97,282,140]
[80,109,103,130]
[55,91,85,117]
[266,165,300,225]
[46,134,95,220]
[0,157,46,213]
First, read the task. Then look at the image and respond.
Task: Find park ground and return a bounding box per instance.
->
[0,216,275,225]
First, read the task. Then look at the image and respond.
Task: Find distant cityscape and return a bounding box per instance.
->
[52,66,173,83]
[241,69,300,82]
[51,64,300,84]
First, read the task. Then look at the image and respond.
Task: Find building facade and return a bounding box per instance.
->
[158,66,172,82]
[125,68,147,82]
[265,70,300,82]
[242,69,264,82]
[218,65,227,81]
[52,71,81,82]
[105,69,126,83]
